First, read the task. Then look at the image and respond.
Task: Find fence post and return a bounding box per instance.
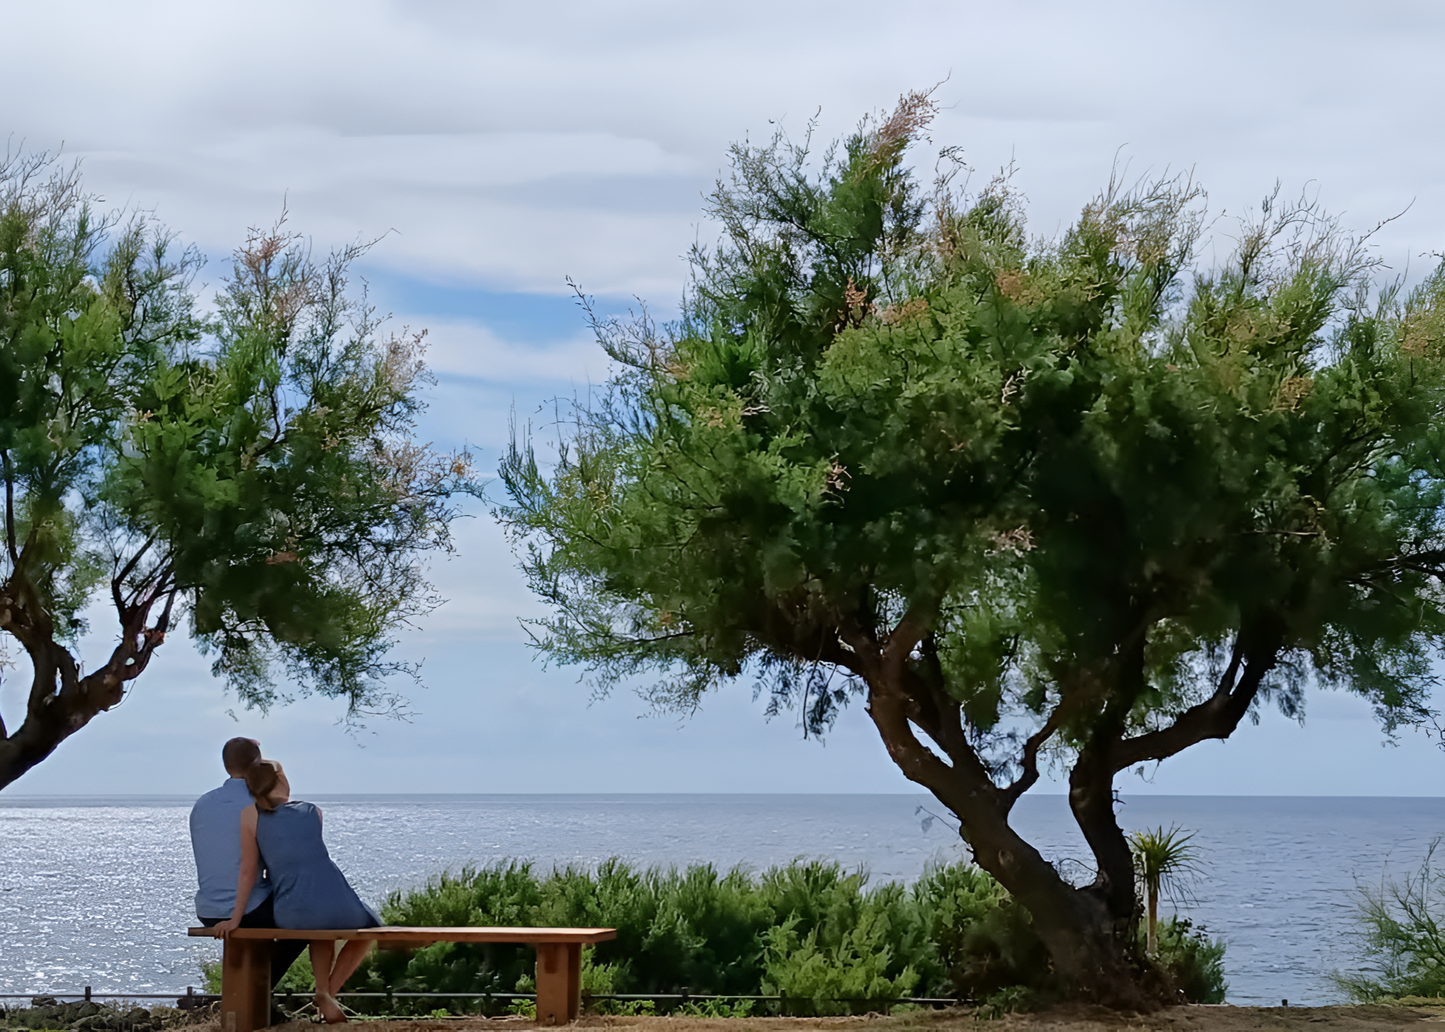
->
[84,988,91,1003]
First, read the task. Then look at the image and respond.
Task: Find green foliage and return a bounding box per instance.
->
[1336,839,1445,1001]
[339,856,1218,1012]
[498,89,1445,993]
[199,959,221,995]
[1153,917,1227,1004]
[677,998,750,1017]
[499,96,1445,743]
[277,950,315,993]
[354,858,924,1007]
[1130,826,1201,902]
[975,985,1037,1020]
[1129,826,1203,955]
[914,861,1050,997]
[0,151,469,785]
[759,905,919,1015]
[200,950,311,996]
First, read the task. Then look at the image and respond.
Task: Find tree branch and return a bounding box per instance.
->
[906,633,973,764]
[1,449,17,566]
[1112,639,1276,771]
[999,704,1067,812]
[111,534,158,613]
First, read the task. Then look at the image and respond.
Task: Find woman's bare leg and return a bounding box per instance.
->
[309,941,345,1023]
[328,940,375,996]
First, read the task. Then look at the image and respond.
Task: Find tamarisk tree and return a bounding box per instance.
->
[0,153,468,788]
[499,93,1445,1004]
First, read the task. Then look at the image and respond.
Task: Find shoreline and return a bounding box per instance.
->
[213,1005,1445,1031]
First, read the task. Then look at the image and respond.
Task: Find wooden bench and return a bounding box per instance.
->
[189,926,617,1031]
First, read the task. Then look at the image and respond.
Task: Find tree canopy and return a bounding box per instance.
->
[0,152,468,788]
[498,92,1445,1003]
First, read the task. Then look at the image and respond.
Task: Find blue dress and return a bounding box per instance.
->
[254,801,381,929]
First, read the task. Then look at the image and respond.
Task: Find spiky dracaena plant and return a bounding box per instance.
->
[1128,826,1202,956]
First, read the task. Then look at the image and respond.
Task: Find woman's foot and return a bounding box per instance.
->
[314,990,347,1024]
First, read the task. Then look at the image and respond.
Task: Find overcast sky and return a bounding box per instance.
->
[5,0,1445,796]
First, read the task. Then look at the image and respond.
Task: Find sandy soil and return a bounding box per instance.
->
[234,1003,1445,1032]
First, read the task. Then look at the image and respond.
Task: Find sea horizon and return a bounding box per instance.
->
[6,794,1442,1004]
[5,790,1445,801]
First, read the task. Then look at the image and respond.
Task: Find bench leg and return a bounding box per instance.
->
[220,937,272,1032]
[535,942,581,1025]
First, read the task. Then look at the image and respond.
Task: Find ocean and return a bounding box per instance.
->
[1,793,1440,1007]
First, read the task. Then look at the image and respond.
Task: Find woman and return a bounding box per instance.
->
[212,759,381,1024]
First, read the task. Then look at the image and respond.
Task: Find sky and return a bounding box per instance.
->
[4,0,1445,796]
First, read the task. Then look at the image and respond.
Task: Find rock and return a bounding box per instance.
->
[29,998,58,1010]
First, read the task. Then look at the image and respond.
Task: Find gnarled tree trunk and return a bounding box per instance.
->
[0,539,175,790]
[819,605,1280,1007]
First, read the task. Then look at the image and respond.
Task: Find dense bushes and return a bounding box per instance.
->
[319,858,1226,1013]
[1154,918,1228,1005]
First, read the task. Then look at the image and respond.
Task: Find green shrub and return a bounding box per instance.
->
[221,855,1229,1013]
[976,985,1037,1019]
[677,998,752,1018]
[760,909,919,1014]
[200,960,222,995]
[1335,840,1445,1001]
[913,861,1050,998]
[1153,917,1227,1003]
[202,950,313,997]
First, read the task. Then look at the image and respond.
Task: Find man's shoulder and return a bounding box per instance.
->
[191,782,239,819]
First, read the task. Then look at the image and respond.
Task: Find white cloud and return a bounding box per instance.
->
[6,0,1443,299]
[7,0,1445,794]
[416,318,605,383]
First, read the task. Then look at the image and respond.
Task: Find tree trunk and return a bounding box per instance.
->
[0,633,139,790]
[858,653,1156,1008]
[0,559,173,790]
[946,793,1149,1006]
[1146,882,1159,956]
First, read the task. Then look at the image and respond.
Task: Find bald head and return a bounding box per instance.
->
[222,737,261,778]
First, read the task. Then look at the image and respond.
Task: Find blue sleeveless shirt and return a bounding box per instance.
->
[254,801,381,929]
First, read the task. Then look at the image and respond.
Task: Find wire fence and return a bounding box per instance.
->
[2,988,964,1011]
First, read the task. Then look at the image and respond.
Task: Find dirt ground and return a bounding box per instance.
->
[230,1004,1445,1032]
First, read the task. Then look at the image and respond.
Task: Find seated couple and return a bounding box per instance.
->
[190,737,378,1024]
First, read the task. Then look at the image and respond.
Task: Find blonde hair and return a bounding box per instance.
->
[245,759,284,811]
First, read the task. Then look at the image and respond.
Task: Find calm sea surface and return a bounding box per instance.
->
[1,794,1441,1007]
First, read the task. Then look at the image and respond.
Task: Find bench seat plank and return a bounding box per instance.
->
[189,926,614,1030]
[189,925,616,944]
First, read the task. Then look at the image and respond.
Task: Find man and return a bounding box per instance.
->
[190,737,307,987]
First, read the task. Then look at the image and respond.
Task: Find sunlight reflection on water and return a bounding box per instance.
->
[1,793,1441,1006]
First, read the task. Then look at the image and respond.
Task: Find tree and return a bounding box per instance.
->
[497,91,1445,1004]
[0,152,468,789]
[1128,826,1200,956]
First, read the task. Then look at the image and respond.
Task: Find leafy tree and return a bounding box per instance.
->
[498,90,1445,1004]
[0,152,468,788]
